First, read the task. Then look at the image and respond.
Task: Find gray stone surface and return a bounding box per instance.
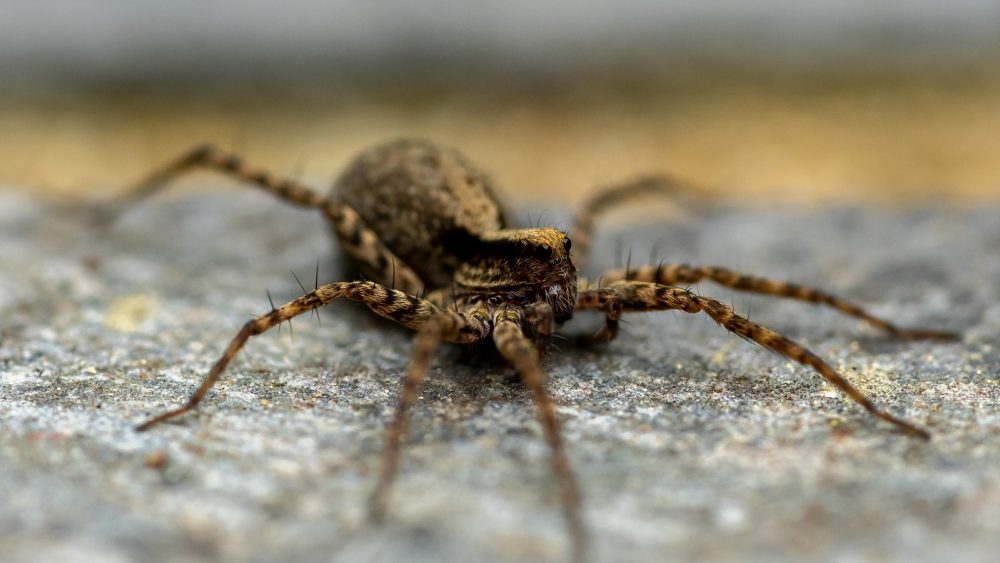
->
[1,189,998,563]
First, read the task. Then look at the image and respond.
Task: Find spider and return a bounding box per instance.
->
[120,138,954,561]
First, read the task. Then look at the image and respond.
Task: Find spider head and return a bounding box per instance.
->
[453,228,578,323]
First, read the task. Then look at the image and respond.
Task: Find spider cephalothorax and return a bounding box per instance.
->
[452,227,578,323]
[119,138,954,562]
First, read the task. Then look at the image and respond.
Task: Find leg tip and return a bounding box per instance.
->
[366,499,387,526]
[893,419,932,441]
[871,408,931,440]
[135,417,161,432]
[895,328,960,341]
[134,406,191,432]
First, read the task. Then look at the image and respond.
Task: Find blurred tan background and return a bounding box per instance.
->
[2,1,999,206]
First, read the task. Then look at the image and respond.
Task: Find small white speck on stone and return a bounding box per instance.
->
[714,500,748,531]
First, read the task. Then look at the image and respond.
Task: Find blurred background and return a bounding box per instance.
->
[2,0,999,206]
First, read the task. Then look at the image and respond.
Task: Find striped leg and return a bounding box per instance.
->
[523,301,555,357]
[112,143,329,212]
[136,281,445,431]
[493,308,587,562]
[569,174,711,272]
[595,263,956,340]
[577,282,931,439]
[369,307,492,522]
[113,144,425,293]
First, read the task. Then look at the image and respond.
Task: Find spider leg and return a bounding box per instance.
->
[493,307,587,561]
[575,286,623,346]
[569,174,711,272]
[112,143,426,294]
[577,282,931,439]
[113,143,330,214]
[329,205,425,294]
[136,281,444,431]
[368,307,492,523]
[523,301,555,357]
[594,263,956,340]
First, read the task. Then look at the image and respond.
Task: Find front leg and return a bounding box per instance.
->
[136,281,443,431]
[592,263,956,340]
[369,306,492,523]
[493,308,587,562]
[577,282,931,439]
[523,301,555,357]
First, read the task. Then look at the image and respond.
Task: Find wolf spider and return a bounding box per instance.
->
[121,138,953,561]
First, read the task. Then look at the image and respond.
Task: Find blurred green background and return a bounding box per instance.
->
[2,1,999,205]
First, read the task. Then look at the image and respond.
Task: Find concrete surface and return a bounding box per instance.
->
[1,189,998,563]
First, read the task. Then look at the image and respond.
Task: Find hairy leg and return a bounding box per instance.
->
[575,284,622,345]
[569,174,711,272]
[594,263,955,340]
[113,143,425,293]
[577,282,931,439]
[369,307,492,522]
[113,143,329,212]
[136,281,447,431]
[523,301,555,357]
[493,307,587,562]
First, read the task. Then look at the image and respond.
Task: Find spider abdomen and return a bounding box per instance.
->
[332,138,508,288]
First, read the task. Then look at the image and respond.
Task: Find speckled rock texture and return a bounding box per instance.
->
[1,190,998,563]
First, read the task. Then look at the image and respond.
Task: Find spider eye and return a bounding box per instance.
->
[563,237,572,251]
[538,244,552,258]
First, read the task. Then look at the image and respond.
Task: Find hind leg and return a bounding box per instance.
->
[114,144,426,293]
[569,174,712,272]
[113,143,329,212]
